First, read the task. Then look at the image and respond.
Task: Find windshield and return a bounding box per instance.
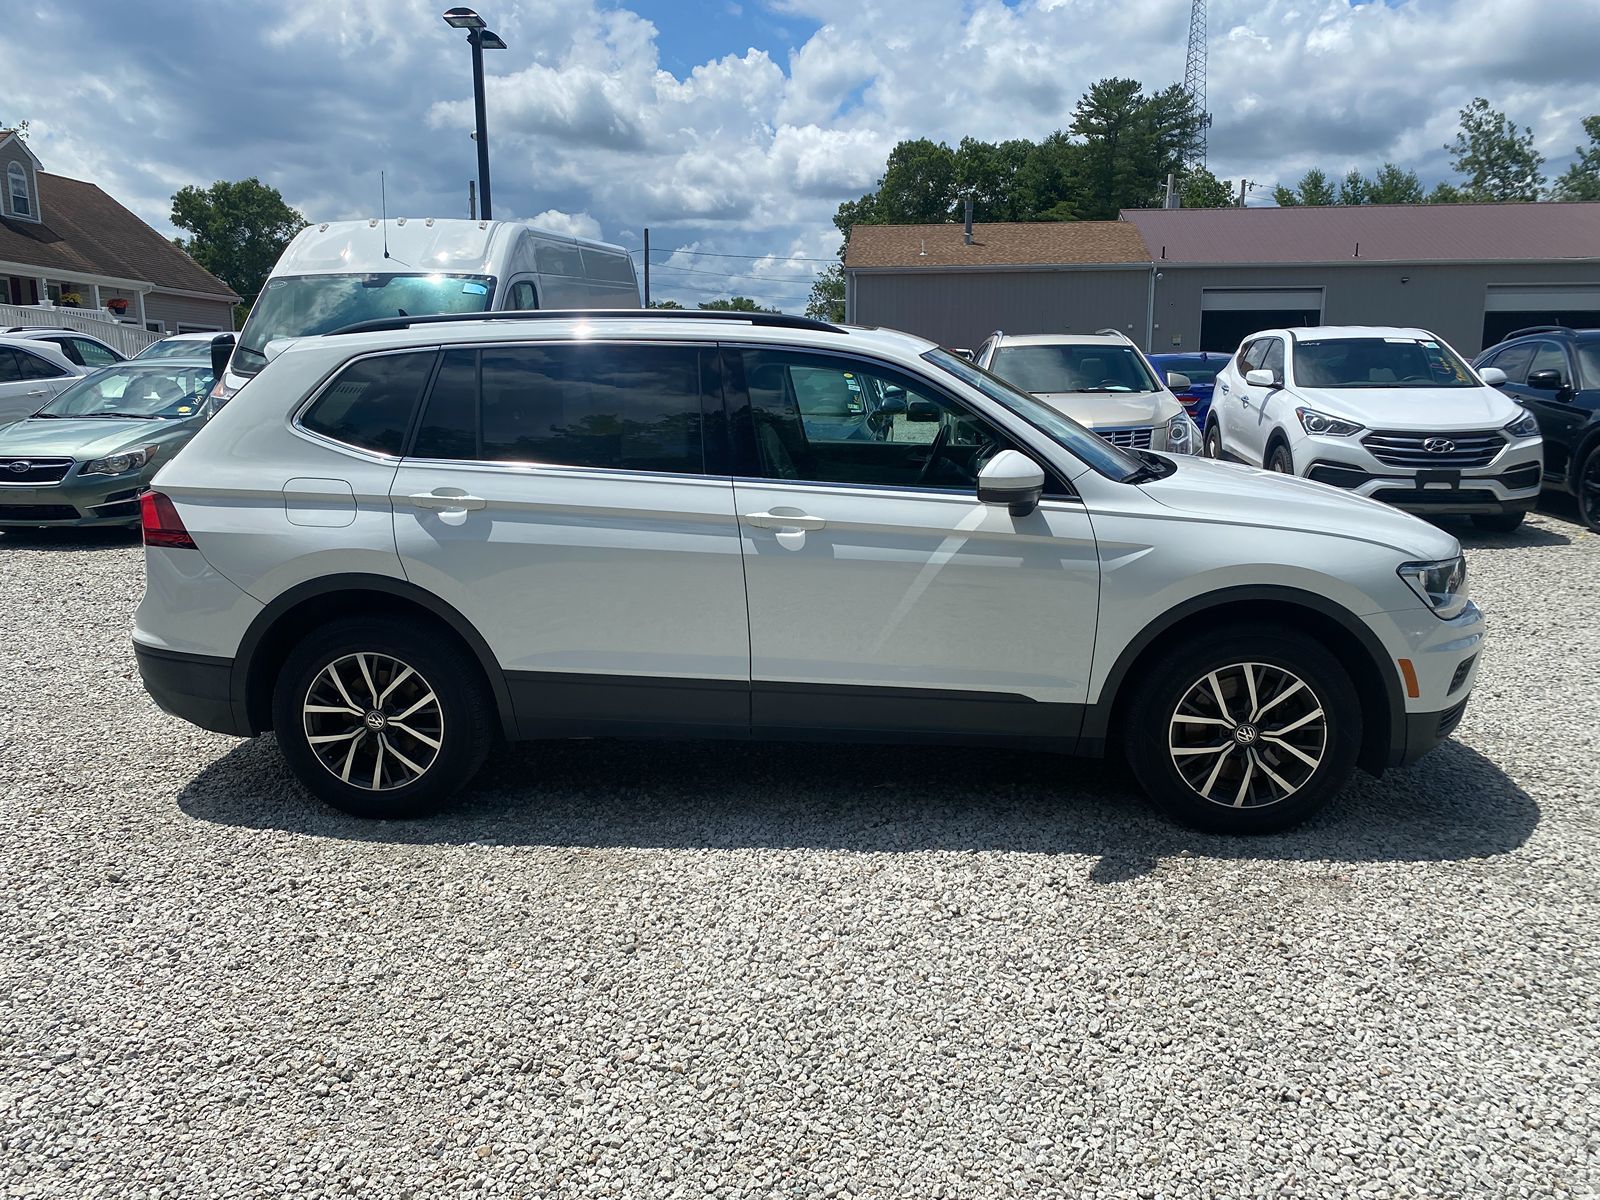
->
[1294,336,1476,389]
[136,338,215,360]
[233,272,496,374]
[1577,342,1600,389]
[922,348,1146,482]
[39,364,215,419]
[990,344,1161,394]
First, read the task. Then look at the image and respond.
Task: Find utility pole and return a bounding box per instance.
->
[642,227,651,307]
[469,30,492,219]
[1238,178,1253,207]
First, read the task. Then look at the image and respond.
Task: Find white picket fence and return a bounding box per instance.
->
[0,303,158,356]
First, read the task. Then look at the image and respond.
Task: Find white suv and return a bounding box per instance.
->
[133,311,1485,833]
[1207,326,1543,532]
[973,329,1200,455]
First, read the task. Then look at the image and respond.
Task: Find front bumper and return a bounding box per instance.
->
[1367,600,1484,769]
[1296,430,1542,515]
[0,476,149,526]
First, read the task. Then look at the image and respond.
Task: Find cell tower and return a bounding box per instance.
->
[1184,0,1211,168]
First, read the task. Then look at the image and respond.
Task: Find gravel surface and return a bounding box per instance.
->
[0,512,1596,1199]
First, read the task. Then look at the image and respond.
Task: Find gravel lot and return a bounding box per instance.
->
[1,508,1596,1199]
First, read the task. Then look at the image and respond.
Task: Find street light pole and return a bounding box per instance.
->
[469,28,492,219]
[443,8,505,221]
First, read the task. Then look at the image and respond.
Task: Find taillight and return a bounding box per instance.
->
[140,490,197,550]
[1176,394,1199,415]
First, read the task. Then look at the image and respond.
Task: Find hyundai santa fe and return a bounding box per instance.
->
[1206,325,1542,532]
[133,310,1485,834]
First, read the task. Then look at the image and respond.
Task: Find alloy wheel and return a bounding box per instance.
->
[1581,452,1600,531]
[1168,662,1327,808]
[301,653,444,791]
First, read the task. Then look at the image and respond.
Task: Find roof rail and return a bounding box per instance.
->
[1094,327,1135,342]
[326,308,846,338]
[1500,325,1568,342]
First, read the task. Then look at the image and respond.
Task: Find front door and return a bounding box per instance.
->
[726,347,1099,745]
[1507,341,1584,483]
[390,340,751,737]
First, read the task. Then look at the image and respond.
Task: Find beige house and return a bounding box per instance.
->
[0,129,239,338]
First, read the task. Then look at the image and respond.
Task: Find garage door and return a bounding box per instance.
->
[1482,285,1600,349]
[1199,289,1323,353]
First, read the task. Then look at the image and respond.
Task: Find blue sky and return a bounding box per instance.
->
[3,0,1597,312]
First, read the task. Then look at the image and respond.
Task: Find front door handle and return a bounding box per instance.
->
[25,389,49,397]
[744,509,825,531]
[409,490,487,513]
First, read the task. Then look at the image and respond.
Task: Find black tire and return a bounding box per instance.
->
[1203,420,1223,460]
[271,615,494,818]
[1121,626,1362,834]
[1578,446,1600,533]
[1471,511,1525,534]
[1266,440,1294,474]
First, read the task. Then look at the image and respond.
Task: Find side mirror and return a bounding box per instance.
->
[905,398,940,422]
[1477,366,1507,387]
[1526,368,1564,392]
[1245,368,1280,389]
[878,394,908,416]
[977,449,1046,517]
[210,332,236,378]
[1165,371,1191,391]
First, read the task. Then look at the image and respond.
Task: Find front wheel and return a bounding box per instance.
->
[1203,420,1224,460]
[1122,628,1362,833]
[1578,447,1600,533]
[1471,511,1525,534]
[271,616,494,818]
[1267,441,1295,474]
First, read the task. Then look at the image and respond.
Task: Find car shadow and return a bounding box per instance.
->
[177,734,1539,882]
[0,527,141,551]
[1428,514,1573,548]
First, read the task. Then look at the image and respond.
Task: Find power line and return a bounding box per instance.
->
[628,247,835,264]
[642,262,822,287]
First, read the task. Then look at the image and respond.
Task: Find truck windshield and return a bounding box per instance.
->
[232,273,496,374]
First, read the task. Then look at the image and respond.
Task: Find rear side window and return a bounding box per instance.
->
[70,338,120,367]
[0,348,18,383]
[300,351,435,455]
[1261,339,1285,378]
[534,241,585,278]
[410,343,709,474]
[579,248,636,284]
[16,348,66,380]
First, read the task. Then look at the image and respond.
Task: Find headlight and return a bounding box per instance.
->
[1165,413,1201,455]
[81,444,158,477]
[1504,409,1539,439]
[1296,407,1364,437]
[1398,555,1470,620]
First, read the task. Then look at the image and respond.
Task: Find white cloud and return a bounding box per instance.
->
[527,208,603,239]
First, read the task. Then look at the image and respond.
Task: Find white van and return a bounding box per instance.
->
[215,219,639,400]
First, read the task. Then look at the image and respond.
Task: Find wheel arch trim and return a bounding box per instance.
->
[232,573,517,739]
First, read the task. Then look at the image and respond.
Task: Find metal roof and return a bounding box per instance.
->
[1124,202,1600,265]
[844,221,1151,269]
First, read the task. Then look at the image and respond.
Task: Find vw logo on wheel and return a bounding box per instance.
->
[1423,437,1456,454]
[7,461,29,475]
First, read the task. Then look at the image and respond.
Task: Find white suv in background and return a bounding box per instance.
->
[134,310,1484,834]
[973,328,1200,455]
[1206,326,1543,532]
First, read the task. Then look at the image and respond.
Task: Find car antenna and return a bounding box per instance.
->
[380,171,411,267]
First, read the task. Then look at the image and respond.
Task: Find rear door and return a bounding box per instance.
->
[1230,337,1278,465]
[726,346,1099,745]
[389,339,750,738]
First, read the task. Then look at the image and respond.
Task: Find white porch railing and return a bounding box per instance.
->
[0,303,159,356]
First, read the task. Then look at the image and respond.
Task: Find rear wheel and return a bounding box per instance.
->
[1267,440,1294,474]
[1204,420,1224,460]
[271,616,494,818]
[1471,511,1525,534]
[1122,627,1361,833]
[1578,447,1600,533]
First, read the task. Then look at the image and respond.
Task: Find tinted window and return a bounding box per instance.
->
[579,248,636,285]
[16,348,65,380]
[413,349,478,460]
[1488,342,1535,384]
[1577,342,1600,389]
[71,338,120,367]
[300,351,435,455]
[0,348,18,383]
[742,350,1015,490]
[1529,342,1570,384]
[45,336,86,365]
[509,280,539,310]
[417,343,708,474]
[1262,339,1285,378]
[534,240,585,278]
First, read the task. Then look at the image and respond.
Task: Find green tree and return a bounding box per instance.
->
[1367,162,1424,204]
[1552,114,1600,201]
[698,296,780,313]
[1427,181,1465,203]
[647,298,684,309]
[1445,97,1545,201]
[1,117,28,138]
[170,178,308,312]
[1071,78,1202,219]
[1297,168,1337,206]
[873,139,959,223]
[805,264,845,323]
[1179,166,1234,208]
[1337,169,1370,206]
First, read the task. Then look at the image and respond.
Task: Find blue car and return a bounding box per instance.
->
[1147,351,1225,428]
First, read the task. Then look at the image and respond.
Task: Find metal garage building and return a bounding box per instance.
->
[844,202,1600,356]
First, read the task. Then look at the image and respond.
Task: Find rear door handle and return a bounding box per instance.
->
[408,490,487,513]
[25,389,49,397]
[744,509,825,531]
